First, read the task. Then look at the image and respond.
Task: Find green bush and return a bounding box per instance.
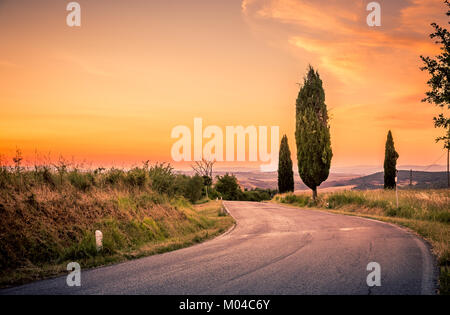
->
[104,168,125,186]
[213,174,276,201]
[241,189,275,202]
[327,192,366,208]
[208,188,221,200]
[171,175,205,203]
[214,173,242,200]
[185,175,204,203]
[61,232,98,261]
[433,211,450,223]
[279,193,311,206]
[68,170,94,192]
[149,163,175,195]
[125,167,149,188]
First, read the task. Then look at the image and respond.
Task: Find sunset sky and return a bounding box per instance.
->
[0,0,448,170]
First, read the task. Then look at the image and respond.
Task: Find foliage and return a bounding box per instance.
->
[0,156,234,286]
[295,66,333,200]
[214,173,275,201]
[384,130,399,189]
[278,135,294,193]
[420,0,450,148]
[174,174,204,203]
[148,163,175,195]
[214,173,242,200]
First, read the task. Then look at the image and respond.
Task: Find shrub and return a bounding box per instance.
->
[104,168,125,186]
[279,193,311,206]
[149,163,175,195]
[125,167,149,188]
[327,192,366,208]
[214,173,241,200]
[241,189,275,202]
[208,187,221,200]
[184,175,204,203]
[68,170,93,192]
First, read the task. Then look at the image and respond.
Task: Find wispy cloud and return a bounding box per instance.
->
[241,0,447,164]
[241,0,446,86]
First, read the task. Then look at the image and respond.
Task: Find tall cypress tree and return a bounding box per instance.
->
[384,130,399,189]
[295,66,333,201]
[278,135,294,193]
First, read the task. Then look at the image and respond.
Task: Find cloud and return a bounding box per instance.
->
[241,0,446,86]
[398,0,447,35]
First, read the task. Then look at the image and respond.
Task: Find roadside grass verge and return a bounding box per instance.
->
[0,159,235,288]
[0,193,234,288]
[274,189,450,295]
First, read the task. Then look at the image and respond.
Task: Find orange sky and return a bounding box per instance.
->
[0,0,448,169]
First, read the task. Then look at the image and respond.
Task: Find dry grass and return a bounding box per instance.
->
[0,154,239,288]
[0,167,234,288]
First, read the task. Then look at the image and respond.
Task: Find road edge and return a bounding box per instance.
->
[0,200,238,292]
[216,201,237,238]
[270,201,439,295]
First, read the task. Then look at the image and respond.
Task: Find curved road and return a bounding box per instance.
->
[1,201,437,295]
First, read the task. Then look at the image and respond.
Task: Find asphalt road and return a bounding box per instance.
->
[1,201,437,295]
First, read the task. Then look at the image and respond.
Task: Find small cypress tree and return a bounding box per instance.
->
[295,66,333,201]
[384,130,399,189]
[278,135,294,193]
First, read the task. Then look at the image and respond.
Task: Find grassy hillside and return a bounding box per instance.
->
[274,189,450,294]
[0,162,234,287]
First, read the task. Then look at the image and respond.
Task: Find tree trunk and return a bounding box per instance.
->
[312,187,317,201]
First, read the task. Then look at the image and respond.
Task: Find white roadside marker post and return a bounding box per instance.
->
[95,230,103,252]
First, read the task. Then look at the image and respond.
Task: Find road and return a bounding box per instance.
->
[1,201,437,295]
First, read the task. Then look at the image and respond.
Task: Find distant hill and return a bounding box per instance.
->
[178,170,361,191]
[327,170,449,190]
[177,169,448,191]
[232,170,449,190]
